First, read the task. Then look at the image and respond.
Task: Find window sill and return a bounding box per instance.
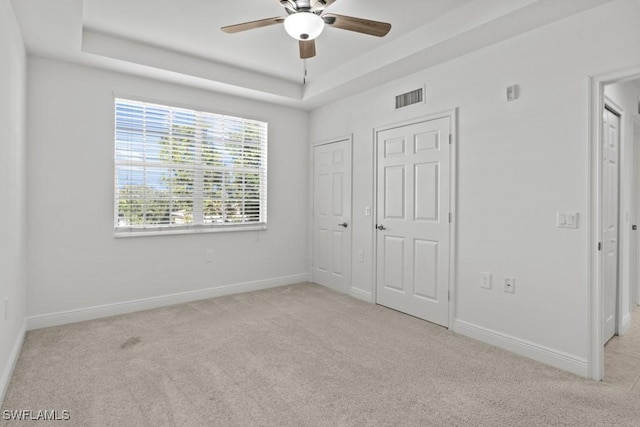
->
[114,224,267,238]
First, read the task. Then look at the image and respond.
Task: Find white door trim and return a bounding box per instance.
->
[372,109,457,328]
[310,135,353,294]
[588,65,640,380]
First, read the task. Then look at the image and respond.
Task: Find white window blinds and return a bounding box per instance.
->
[114,98,268,234]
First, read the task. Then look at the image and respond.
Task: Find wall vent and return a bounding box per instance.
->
[395,88,424,109]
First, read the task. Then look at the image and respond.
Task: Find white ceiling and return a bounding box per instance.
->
[84,0,473,84]
[11,0,613,109]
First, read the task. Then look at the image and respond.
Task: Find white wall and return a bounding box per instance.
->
[309,0,640,374]
[605,79,640,328]
[26,57,309,323]
[0,0,27,404]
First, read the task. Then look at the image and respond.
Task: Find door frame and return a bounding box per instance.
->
[372,109,458,328]
[588,66,640,380]
[309,135,354,294]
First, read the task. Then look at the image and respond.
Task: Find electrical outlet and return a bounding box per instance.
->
[480,272,492,289]
[205,249,214,263]
[504,277,515,294]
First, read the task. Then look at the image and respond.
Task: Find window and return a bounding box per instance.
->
[114,98,267,235]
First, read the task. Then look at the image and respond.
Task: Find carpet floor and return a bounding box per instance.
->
[1,283,639,426]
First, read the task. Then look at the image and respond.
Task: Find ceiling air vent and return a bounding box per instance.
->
[395,87,424,109]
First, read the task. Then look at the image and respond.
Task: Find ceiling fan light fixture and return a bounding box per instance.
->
[284,12,324,41]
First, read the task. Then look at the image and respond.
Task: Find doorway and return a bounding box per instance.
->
[589,69,640,381]
[374,112,455,327]
[602,89,640,389]
[312,137,352,294]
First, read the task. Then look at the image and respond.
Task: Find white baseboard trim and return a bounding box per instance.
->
[453,319,588,378]
[313,282,349,295]
[1,320,26,406]
[27,273,310,331]
[620,312,632,336]
[350,287,373,303]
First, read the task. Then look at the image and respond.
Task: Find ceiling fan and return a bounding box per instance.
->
[221,0,392,59]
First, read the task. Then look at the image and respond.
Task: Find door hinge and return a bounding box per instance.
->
[449,134,452,145]
[448,290,451,301]
[598,242,602,251]
[448,213,452,223]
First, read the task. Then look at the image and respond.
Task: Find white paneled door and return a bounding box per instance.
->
[635,117,640,308]
[376,116,451,327]
[603,106,620,343]
[313,140,352,293]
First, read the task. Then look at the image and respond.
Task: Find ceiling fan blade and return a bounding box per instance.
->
[323,14,391,37]
[221,17,284,34]
[310,0,337,12]
[280,0,297,13]
[299,39,316,59]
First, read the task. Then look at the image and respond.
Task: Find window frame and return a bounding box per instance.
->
[113,97,268,237]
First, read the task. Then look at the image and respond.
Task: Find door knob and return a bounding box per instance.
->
[338,222,348,228]
[376,224,386,230]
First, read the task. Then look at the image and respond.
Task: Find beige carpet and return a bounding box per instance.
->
[2,283,639,426]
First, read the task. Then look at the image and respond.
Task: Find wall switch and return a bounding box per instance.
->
[480,272,492,289]
[364,206,371,217]
[507,84,519,101]
[557,212,579,229]
[205,249,214,263]
[504,277,515,293]
[358,250,365,263]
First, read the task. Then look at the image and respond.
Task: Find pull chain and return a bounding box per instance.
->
[303,59,308,85]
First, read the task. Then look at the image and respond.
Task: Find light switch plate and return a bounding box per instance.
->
[557,212,579,229]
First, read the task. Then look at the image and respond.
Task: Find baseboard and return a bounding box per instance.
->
[27,273,310,331]
[620,312,632,336]
[453,319,588,378]
[350,287,373,303]
[314,282,349,295]
[0,320,26,406]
